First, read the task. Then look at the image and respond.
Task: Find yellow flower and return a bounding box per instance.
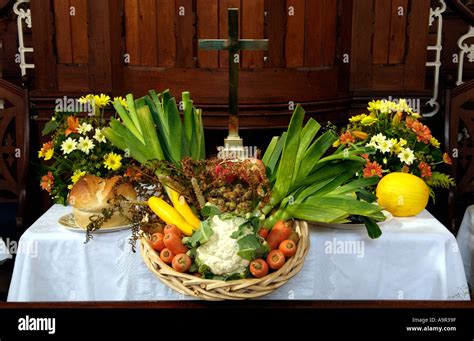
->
[349,114,367,123]
[71,169,86,185]
[332,140,341,148]
[93,94,111,109]
[44,148,54,161]
[114,96,128,109]
[361,116,378,126]
[410,112,421,119]
[103,152,122,171]
[78,94,93,104]
[430,137,440,148]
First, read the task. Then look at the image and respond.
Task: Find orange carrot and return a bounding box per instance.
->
[160,248,174,264]
[163,232,188,255]
[266,220,292,250]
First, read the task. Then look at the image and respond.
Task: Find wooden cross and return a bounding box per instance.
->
[198,8,268,149]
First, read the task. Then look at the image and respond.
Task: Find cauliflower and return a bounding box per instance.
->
[196,215,249,276]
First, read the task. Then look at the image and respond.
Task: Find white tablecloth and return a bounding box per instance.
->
[457,205,474,287]
[7,205,470,301]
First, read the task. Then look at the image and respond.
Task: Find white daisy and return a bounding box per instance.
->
[61,138,77,155]
[377,139,394,154]
[77,122,93,135]
[93,128,106,143]
[77,136,95,155]
[397,147,416,165]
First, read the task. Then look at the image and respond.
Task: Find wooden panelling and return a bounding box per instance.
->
[156,0,176,67]
[404,0,430,89]
[304,0,323,66]
[69,0,88,64]
[138,0,158,66]
[241,0,264,68]
[264,0,286,67]
[321,0,337,66]
[31,0,58,90]
[53,0,72,64]
[388,0,408,64]
[351,0,373,89]
[197,0,218,68]
[30,0,432,104]
[124,0,141,65]
[175,0,195,67]
[373,0,391,64]
[286,0,306,67]
[87,0,112,90]
[219,0,241,68]
[57,64,89,91]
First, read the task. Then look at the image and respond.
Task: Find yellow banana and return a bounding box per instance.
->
[169,188,201,230]
[147,196,194,236]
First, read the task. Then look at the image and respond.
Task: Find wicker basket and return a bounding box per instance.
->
[139,220,310,300]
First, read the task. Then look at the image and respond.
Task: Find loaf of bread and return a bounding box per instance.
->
[68,175,137,228]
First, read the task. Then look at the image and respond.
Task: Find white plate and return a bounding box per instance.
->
[310,211,393,230]
[58,213,131,233]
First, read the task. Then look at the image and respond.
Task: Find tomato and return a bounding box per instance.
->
[160,248,174,264]
[249,259,269,278]
[266,250,286,270]
[278,239,297,257]
[258,228,269,239]
[164,224,182,237]
[172,253,192,273]
[151,232,165,252]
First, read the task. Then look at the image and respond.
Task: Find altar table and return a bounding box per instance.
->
[7,205,470,301]
[457,205,474,287]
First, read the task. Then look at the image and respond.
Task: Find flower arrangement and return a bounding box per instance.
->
[336,99,454,196]
[38,94,131,204]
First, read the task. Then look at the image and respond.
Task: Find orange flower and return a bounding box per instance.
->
[124,167,142,181]
[64,116,79,136]
[339,131,355,145]
[405,117,417,129]
[392,111,403,125]
[401,165,410,173]
[38,141,54,160]
[408,119,432,144]
[40,171,54,193]
[353,130,369,140]
[360,153,370,162]
[363,161,383,178]
[443,152,452,165]
[418,161,432,179]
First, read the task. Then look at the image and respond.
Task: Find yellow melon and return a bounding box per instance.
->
[376,172,430,217]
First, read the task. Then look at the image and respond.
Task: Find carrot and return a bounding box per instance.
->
[249,259,269,278]
[151,232,165,252]
[164,224,182,238]
[279,239,297,257]
[172,254,192,273]
[266,220,292,250]
[258,228,269,239]
[266,250,285,270]
[163,232,188,255]
[160,248,174,264]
